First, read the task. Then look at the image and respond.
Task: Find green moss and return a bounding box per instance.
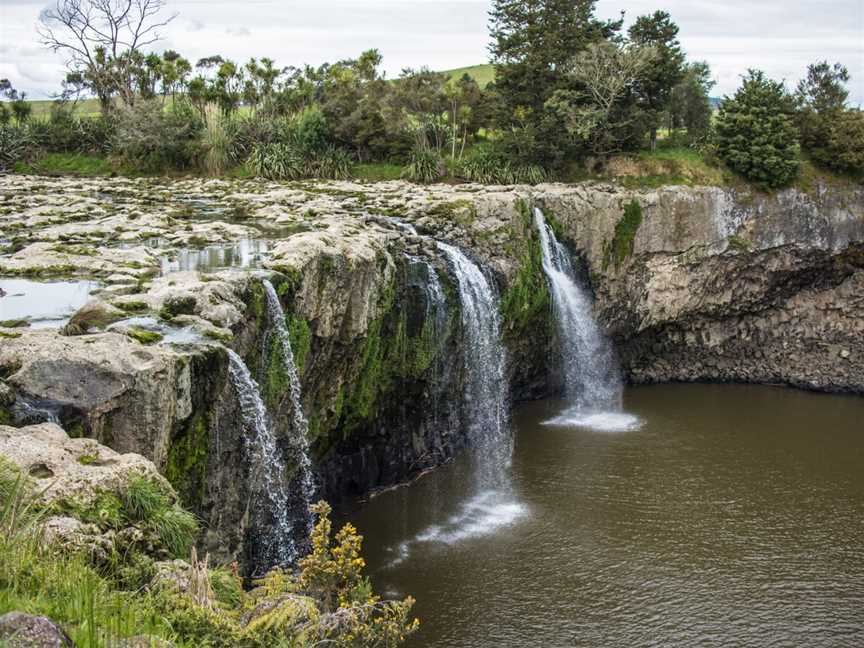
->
[77,454,100,466]
[203,328,234,343]
[427,199,477,227]
[126,328,163,345]
[160,295,197,320]
[65,420,86,439]
[0,319,28,328]
[0,407,12,425]
[727,234,753,252]
[113,300,148,313]
[165,412,210,511]
[604,199,643,270]
[500,199,552,342]
[287,315,312,375]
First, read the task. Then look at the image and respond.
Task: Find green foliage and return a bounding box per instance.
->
[1,469,417,647]
[353,162,404,182]
[715,70,800,188]
[17,152,113,176]
[794,61,863,174]
[489,0,622,166]
[113,99,203,172]
[165,413,210,511]
[667,61,715,142]
[201,107,232,176]
[604,200,643,269]
[500,200,551,340]
[246,109,352,180]
[457,144,546,184]
[402,147,444,184]
[818,110,864,174]
[0,125,34,172]
[628,10,686,148]
[287,315,312,375]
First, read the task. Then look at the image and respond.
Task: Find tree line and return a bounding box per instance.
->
[0,0,861,187]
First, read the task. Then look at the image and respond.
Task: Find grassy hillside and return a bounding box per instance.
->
[22,97,102,119]
[441,63,496,88]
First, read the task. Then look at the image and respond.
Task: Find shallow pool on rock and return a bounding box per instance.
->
[0,278,99,328]
[344,384,864,648]
[159,239,270,274]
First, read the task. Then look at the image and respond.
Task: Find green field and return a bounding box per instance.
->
[23,97,103,119]
[441,64,496,88]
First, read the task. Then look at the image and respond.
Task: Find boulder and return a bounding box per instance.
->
[0,423,168,508]
[61,300,125,336]
[0,612,74,648]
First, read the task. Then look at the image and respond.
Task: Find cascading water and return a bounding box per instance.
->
[436,242,510,465]
[533,207,640,432]
[388,242,527,559]
[224,279,317,570]
[226,349,295,567]
[262,280,316,538]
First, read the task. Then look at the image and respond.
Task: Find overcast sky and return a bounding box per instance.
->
[1,0,863,104]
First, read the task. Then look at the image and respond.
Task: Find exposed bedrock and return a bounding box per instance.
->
[533,184,864,392]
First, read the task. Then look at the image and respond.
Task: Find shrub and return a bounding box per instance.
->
[201,105,232,176]
[813,109,864,174]
[248,141,352,181]
[457,144,547,185]
[402,147,444,183]
[113,99,202,171]
[0,125,34,171]
[714,70,800,188]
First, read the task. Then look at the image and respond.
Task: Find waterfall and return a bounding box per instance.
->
[226,349,296,567]
[262,280,316,537]
[437,242,512,489]
[387,243,524,561]
[533,208,640,432]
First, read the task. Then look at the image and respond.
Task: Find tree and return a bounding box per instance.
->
[668,61,715,141]
[795,61,853,168]
[821,109,864,174]
[444,74,483,159]
[1,80,32,126]
[547,40,656,156]
[318,50,392,161]
[391,68,449,153]
[715,70,800,187]
[628,10,686,149]
[38,0,178,113]
[489,0,622,166]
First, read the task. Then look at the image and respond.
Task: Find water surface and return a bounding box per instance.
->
[346,384,864,647]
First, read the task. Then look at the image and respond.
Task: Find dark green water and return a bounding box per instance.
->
[345,384,864,647]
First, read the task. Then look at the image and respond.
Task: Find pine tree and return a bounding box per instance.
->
[715,70,800,188]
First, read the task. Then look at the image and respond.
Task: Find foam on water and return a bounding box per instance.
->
[543,407,643,432]
[386,491,528,567]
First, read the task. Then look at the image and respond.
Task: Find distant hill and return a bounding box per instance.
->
[440,64,496,88]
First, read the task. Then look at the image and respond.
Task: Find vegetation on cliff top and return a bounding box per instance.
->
[2,0,860,188]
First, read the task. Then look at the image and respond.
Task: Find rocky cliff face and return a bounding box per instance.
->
[533,184,864,393]
[2,175,862,572]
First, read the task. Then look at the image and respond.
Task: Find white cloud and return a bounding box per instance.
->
[0,0,862,105]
